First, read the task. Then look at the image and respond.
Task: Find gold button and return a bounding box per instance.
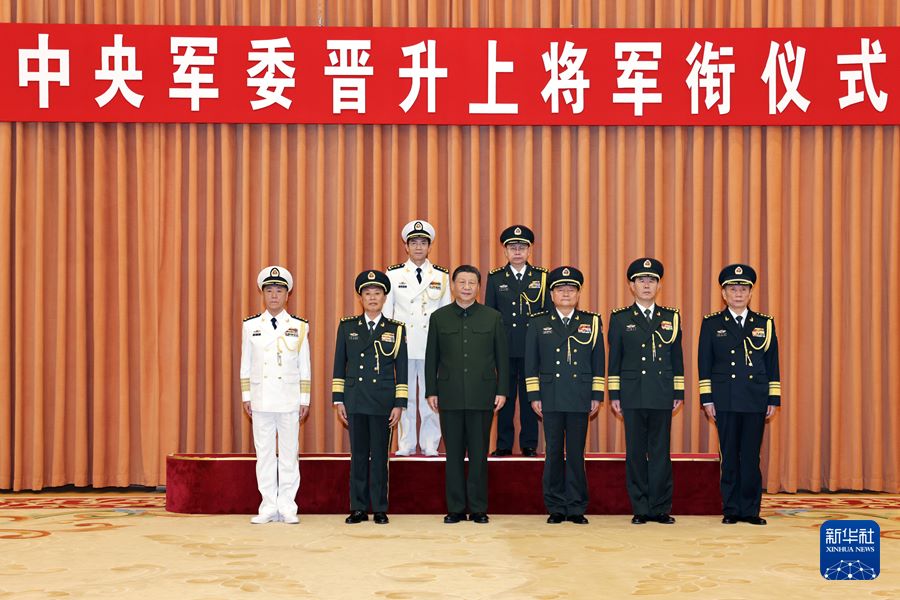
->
[731,350,735,354]
[573,349,578,353]
[573,362,577,366]
[556,348,560,353]
[573,374,577,378]
[372,379,377,383]
[512,313,517,317]
[512,323,517,327]
[731,374,736,379]
[731,362,735,366]
[641,370,646,375]
[642,357,646,361]
[358,377,363,381]
[556,373,560,378]
[749,375,754,379]
[556,361,560,365]
[641,344,646,348]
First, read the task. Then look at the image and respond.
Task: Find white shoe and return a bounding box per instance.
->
[394,449,414,456]
[282,514,300,524]
[423,450,439,457]
[250,513,278,524]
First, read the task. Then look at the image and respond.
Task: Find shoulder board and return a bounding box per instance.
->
[532,265,548,273]
[243,312,261,322]
[704,310,723,320]
[433,264,449,274]
[385,317,405,327]
[755,311,774,320]
[386,263,404,271]
[489,266,506,275]
[529,311,549,319]
[290,314,308,323]
[579,309,601,318]
[340,315,358,322]
[611,306,631,314]
[659,305,680,313]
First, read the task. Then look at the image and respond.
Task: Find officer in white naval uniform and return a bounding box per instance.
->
[384,220,451,456]
[240,266,311,524]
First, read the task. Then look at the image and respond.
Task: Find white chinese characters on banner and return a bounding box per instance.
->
[247,37,296,110]
[95,34,143,108]
[761,41,810,114]
[612,42,662,116]
[541,41,590,114]
[838,38,888,112]
[169,37,219,111]
[325,40,373,114]
[18,33,69,109]
[469,40,518,114]
[685,42,734,115]
[399,40,448,113]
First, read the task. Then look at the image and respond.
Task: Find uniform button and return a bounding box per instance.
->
[573,374,577,378]
[749,375,754,379]
[464,339,468,344]
[641,370,646,375]
[556,348,560,353]
[359,365,364,369]
[512,312,517,317]
[464,368,468,373]
[731,362,735,366]
[641,344,646,348]
[358,377,363,381]
[573,362,577,366]
[556,361,560,365]
[464,354,468,358]
[512,323,517,328]
[573,349,578,354]
[658,371,662,375]
[360,353,365,357]
[748,351,753,355]
[731,374,736,379]
[641,357,646,361]
[556,373,560,378]
[372,379,377,383]
[512,301,516,305]
[731,350,735,354]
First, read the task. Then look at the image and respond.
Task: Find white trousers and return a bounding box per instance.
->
[397,358,442,454]
[251,410,300,518]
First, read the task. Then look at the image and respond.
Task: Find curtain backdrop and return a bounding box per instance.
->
[2,0,898,493]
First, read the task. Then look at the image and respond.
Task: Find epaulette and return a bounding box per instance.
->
[579,309,601,318]
[243,312,261,322]
[387,263,404,271]
[340,315,358,322]
[385,317,406,327]
[611,306,631,314]
[660,305,680,313]
[755,311,774,320]
[290,314,308,323]
[533,265,549,272]
[704,310,723,320]
[433,264,449,274]
[529,311,549,318]
[489,266,506,275]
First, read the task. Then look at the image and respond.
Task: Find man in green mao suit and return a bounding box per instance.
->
[607,258,684,525]
[425,265,509,524]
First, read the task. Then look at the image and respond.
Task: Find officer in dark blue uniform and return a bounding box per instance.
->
[485,225,548,457]
[332,270,408,525]
[525,267,604,524]
[608,258,684,525]
[698,264,781,526]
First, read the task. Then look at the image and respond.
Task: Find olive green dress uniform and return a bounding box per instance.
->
[524,268,605,517]
[425,301,509,515]
[698,264,781,521]
[332,272,409,515]
[485,229,548,453]
[608,297,684,518]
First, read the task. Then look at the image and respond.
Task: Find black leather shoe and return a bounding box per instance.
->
[652,514,676,524]
[345,510,368,524]
[373,512,389,524]
[722,515,738,524]
[521,447,538,457]
[547,513,565,524]
[743,516,767,525]
[567,515,589,525]
[490,448,512,457]
[470,512,490,524]
[443,512,466,524]
[631,515,647,524]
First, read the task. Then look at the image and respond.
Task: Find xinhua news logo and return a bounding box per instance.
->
[820,519,880,580]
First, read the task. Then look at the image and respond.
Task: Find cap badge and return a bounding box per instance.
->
[643,259,652,268]
[562,268,571,276]
[367,271,375,280]
[271,267,280,277]
[735,266,744,275]
[514,227,522,235]
[414,221,423,231]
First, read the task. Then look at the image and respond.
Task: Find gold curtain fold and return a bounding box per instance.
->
[1,0,898,493]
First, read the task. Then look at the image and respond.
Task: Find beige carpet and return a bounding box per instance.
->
[0,495,898,599]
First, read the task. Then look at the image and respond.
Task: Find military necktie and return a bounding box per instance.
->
[736,315,743,329]
[271,317,278,330]
[516,272,523,281]
[416,267,422,284]
[368,320,376,335]
[562,317,570,326]
[644,308,652,323]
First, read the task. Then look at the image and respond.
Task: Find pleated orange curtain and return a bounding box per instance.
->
[1,0,898,493]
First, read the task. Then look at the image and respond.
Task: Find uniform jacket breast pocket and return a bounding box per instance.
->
[440,327,460,336]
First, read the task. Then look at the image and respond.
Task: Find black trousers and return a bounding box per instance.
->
[715,410,766,518]
[495,357,538,450]
[541,411,589,515]
[440,409,493,514]
[622,408,673,516]
[347,413,391,513]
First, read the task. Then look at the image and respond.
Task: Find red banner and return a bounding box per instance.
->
[2,23,898,125]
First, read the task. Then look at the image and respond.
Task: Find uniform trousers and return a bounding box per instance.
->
[622,408,673,516]
[348,413,391,513]
[398,358,442,454]
[251,410,300,518]
[715,410,766,518]
[440,409,493,514]
[542,411,589,516]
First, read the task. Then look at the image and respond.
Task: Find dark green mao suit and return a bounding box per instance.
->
[425,302,509,514]
[332,315,408,513]
[607,304,684,517]
[525,309,605,516]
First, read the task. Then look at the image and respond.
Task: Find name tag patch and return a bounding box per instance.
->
[252,330,262,336]
[398,282,408,288]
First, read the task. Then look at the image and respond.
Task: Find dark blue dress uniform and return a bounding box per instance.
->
[698,264,781,523]
[607,258,684,523]
[332,271,408,517]
[524,267,604,520]
[485,225,548,454]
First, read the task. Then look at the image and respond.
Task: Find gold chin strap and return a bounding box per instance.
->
[566,314,598,365]
[742,318,772,367]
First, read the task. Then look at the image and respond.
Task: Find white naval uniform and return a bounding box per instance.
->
[384,259,451,454]
[240,310,311,519]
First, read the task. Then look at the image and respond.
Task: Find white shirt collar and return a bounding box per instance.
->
[405,259,431,272]
[556,308,575,321]
[509,263,527,277]
[635,302,656,318]
[729,308,749,322]
[263,309,288,322]
[364,313,383,328]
